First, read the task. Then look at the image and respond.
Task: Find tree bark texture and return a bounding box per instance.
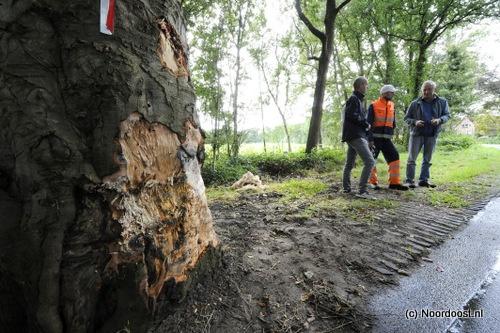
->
[0,1,219,332]
[413,45,427,99]
[305,41,331,153]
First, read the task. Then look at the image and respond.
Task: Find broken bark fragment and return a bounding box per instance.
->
[231,171,265,190]
[104,112,218,300]
[156,16,190,78]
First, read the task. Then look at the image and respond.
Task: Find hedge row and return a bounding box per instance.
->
[202,148,344,186]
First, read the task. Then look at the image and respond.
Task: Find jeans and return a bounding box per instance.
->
[343,137,376,193]
[405,135,437,183]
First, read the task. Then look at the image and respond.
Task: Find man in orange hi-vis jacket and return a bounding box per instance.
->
[367,85,409,191]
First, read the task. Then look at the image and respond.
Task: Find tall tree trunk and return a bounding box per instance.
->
[261,106,267,153]
[0,1,219,332]
[296,0,351,153]
[231,7,245,159]
[383,34,395,84]
[284,73,293,153]
[232,44,241,158]
[334,43,349,101]
[258,70,267,153]
[212,116,219,171]
[305,37,333,153]
[260,59,292,153]
[212,30,224,170]
[413,44,427,99]
[355,34,364,75]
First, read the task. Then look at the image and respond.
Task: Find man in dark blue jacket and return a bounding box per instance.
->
[341,76,376,199]
[404,80,450,188]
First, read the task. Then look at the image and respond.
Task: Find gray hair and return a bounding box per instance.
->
[421,80,437,91]
[353,76,368,89]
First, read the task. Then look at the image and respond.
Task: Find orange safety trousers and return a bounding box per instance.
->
[369,160,401,185]
[369,138,401,185]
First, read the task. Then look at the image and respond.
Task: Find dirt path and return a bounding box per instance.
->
[151,179,499,333]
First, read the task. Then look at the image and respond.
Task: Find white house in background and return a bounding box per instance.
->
[454,116,475,135]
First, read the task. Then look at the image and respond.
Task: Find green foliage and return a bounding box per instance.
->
[371,145,500,208]
[248,152,307,176]
[202,156,258,186]
[201,148,344,186]
[205,187,240,202]
[474,113,500,137]
[427,187,468,208]
[248,148,344,176]
[187,0,498,162]
[430,41,483,117]
[477,136,500,144]
[437,134,476,151]
[268,178,327,201]
[429,145,500,184]
[478,71,500,113]
[181,0,213,26]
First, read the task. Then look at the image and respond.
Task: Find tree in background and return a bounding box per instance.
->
[251,31,298,152]
[227,0,261,159]
[474,113,500,138]
[475,70,500,139]
[295,0,352,153]
[431,39,483,122]
[187,0,500,156]
[370,0,500,99]
[191,2,229,169]
[478,70,500,113]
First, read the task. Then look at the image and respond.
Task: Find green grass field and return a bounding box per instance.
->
[348,144,500,207]
[206,144,500,208]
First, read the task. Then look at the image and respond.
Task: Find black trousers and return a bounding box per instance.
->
[373,138,399,163]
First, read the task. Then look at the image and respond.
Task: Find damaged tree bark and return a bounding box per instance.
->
[0,1,218,332]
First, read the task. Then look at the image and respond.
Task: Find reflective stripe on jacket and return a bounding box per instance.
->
[367,97,396,140]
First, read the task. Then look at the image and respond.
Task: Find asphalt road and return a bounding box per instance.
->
[452,257,500,332]
[368,197,500,333]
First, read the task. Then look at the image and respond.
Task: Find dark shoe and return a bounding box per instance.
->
[342,189,351,194]
[389,184,409,191]
[418,181,436,188]
[369,184,381,190]
[405,182,416,189]
[355,191,377,200]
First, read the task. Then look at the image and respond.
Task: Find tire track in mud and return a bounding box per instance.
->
[360,195,496,280]
[152,188,498,332]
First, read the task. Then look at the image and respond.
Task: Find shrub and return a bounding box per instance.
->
[246,152,307,176]
[477,135,500,144]
[201,148,345,186]
[438,134,476,151]
[201,157,257,186]
[309,148,344,172]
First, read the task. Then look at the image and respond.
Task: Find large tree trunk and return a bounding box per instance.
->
[296,0,351,154]
[413,45,427,99]
[305,32,333,154]
[383,33,395,84]
[0,1,219,332]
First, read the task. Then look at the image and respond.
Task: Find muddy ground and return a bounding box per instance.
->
[151,176,499,333]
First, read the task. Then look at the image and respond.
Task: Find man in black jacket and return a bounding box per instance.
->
[341,76,376,199]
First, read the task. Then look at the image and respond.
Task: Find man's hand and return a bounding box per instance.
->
[369,141,375,150]
[415,120,425,127]
[431,118,441,126]
[366,124,371,131]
